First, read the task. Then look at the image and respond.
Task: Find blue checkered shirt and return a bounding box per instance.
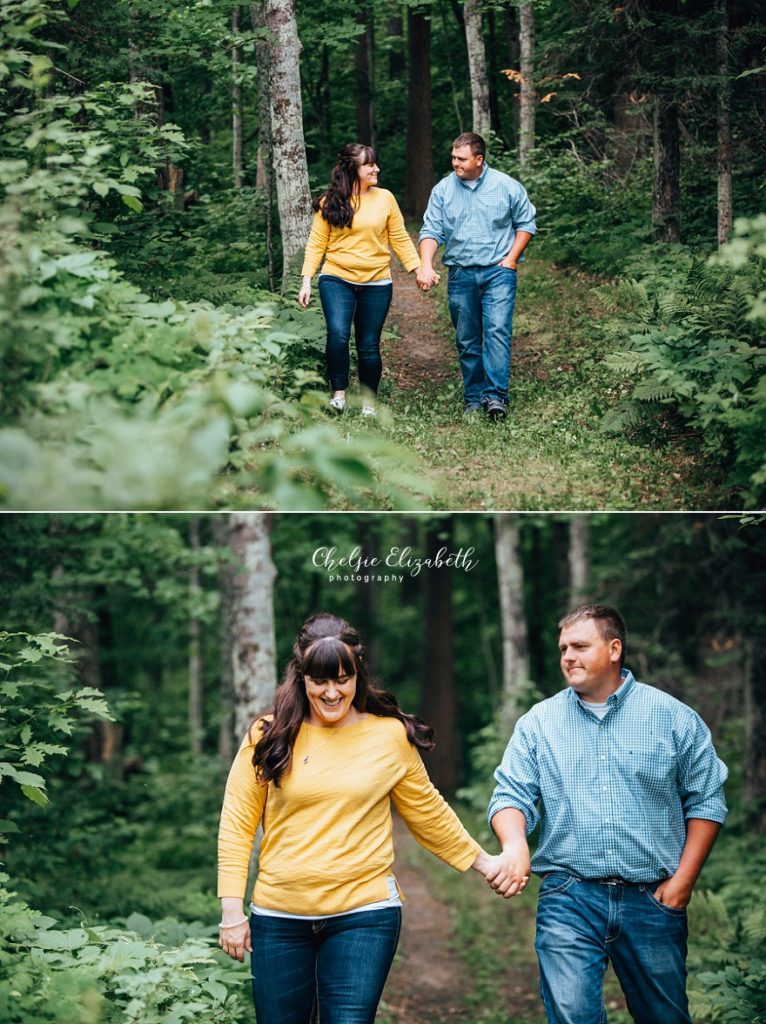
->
[418,164,537,267]
[487,670,728,882]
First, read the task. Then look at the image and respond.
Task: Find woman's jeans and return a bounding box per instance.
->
[447,264,517,408]
[535,873,691,1024]
[250,907,401,1024]
[318,275,393,394]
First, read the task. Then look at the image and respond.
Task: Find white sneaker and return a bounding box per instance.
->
[329,396,346,413]
[361,404,376,418]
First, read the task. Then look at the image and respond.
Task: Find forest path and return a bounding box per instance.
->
[369,236,726,511]
[382,817,470,1023]
[383,816,544,1024]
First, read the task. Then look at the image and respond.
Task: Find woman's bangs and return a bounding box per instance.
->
[303,638,356,680]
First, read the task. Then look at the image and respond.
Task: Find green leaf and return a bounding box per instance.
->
[21,784,49,807]
[121,194,144,213]
[93,181,109,197]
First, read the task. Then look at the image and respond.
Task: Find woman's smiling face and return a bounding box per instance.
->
[304,658,358,727]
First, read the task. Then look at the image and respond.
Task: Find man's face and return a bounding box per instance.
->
[558,618,622,701]
[451,145,484,180]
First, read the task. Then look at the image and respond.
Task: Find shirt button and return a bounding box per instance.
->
[603,786,607,791]
[601,755,606,760]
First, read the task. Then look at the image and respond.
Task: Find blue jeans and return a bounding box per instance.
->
[250,907,401,1024]
[318,275,393,394]
[447,264,517,407]
[535,873,691,1024]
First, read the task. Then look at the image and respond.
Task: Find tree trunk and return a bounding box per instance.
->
[652,93,680,242]
[250,1,276,289]
[504,4,520,139]
[494,514,529,731]
[716,0,732,248]
[568,516,589,608]
[188,517,204,756]
[518,2,535,169]
[404,9,433,218]
[232,5,244,189]
[355,3,375,145]
[486,7,502,142]
[228,513,279,742]
[421,518,459,794]
[387,6,405,79]
[264,0,313,285]
[214,516,236,765]
[743,639,766,832]
[464,0,490,139]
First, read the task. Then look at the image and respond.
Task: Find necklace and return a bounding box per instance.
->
[301,725,341,765]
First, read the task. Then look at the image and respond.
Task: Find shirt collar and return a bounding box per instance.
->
[567,667,636,706]
[457,163,489,189]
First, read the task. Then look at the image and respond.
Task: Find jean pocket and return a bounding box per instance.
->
[643,887,687,917]
[539,872,577,898]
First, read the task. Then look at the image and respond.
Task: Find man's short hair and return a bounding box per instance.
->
[452,132,486,158]
[558,605,627,667]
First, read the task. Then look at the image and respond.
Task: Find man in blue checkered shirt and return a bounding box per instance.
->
[417,132,536,420]
[485,604,727,1024]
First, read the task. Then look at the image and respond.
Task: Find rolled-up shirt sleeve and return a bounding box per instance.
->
[675,711,728,824]
[487,714,541,835]
[418,186,445,246]
[511,182,537,235]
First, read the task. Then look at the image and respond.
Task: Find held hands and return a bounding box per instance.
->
[416,265,441,292]
[473,846,530,899]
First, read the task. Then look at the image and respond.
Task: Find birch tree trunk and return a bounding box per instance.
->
[188,517,203,756]
[464,0,490,139]
[716,0,733,248]
[567,516,589,608]
[421,518,459,794]
[264,0,313,284]
[494,514,529,731]
[518,1,535,168]
[232,5,244,189]
[228,513,278,742]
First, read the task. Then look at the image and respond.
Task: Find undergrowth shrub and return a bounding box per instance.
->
[597,238,765,506]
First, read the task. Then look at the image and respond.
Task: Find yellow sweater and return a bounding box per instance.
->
[300,187,420,284]
[217,715,480,916]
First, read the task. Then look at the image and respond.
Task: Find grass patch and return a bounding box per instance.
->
[338,254,734,510]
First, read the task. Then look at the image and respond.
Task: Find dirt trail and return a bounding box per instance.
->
[383,817,472,1023]
[384,255,456,392]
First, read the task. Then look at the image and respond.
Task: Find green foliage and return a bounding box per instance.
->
[599,247,766,505]
[0,875,248,1024]
[0,631,112,821]
[493,141,652,274]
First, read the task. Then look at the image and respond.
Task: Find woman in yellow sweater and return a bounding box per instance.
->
[218,613,524,1024]
[298,144,421,417]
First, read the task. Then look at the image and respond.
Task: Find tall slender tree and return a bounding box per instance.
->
[404,7,433,217]
[518,1,535,168]
[464,0,490,139]
[355,2,376,145]
[188,517,204,755]
[232,5,244,189]
[716,0,733,248]
[264,0,313,283]
[494,514,529,729]
[227,513,279,743]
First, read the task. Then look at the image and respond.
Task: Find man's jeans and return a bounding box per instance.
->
[447,264,517,407]
[250,907,401,1024]
[535,873,691,1024]
[318,275,393,394]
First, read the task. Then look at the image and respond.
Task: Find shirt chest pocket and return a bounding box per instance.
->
[626,743,677,788]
